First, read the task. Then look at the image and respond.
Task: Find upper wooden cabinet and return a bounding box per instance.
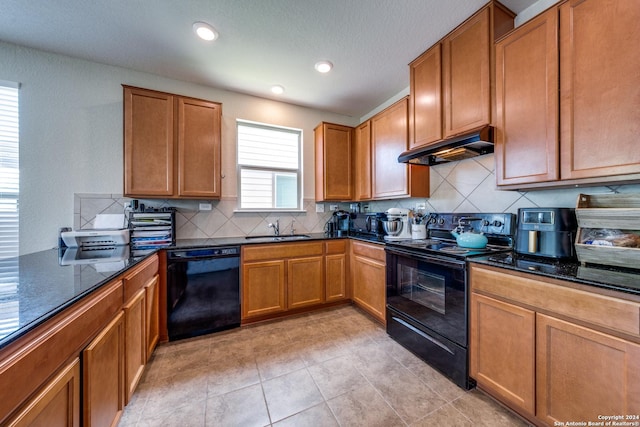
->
[124,86,222,199]
[495,7,559,186]
[371,98,429,199]
[496,0,640,188]
[314,122,353,201]
[409,2,514,149]
[409,43,442,148]
[559,0,640,181]
[353,121,372,201]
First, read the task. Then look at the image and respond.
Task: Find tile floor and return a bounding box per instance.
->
[119,305,531,426]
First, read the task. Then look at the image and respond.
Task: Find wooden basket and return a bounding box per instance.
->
[574,193,640,270]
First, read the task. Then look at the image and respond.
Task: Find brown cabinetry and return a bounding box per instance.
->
[409,44,442,147]
[123,289,146,404]
[350,241,386,323]
[242,242,325,320]
[4,358,80,427]
[325,240,348,302]
[124,85,222,199]
[496,0,640,188]
[371,98,429,199]
[495,7,558,186]
[469,263,640,425]
[144,274,160,361]
[314,122,353,201]
[83,312,125,427]
[353,121,372,201]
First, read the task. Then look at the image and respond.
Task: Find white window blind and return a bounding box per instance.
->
[0,81,19,340]
[237,121,302,210]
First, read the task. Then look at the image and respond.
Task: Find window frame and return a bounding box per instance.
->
[236,119,303,212]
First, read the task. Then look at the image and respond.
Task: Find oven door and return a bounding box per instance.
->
[385,247,467,347]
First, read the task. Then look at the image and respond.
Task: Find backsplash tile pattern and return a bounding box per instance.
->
[75,154,640,239]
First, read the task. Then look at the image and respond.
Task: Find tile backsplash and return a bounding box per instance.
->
[75,154,640,239]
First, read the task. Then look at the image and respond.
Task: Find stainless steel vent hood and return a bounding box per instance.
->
[398,125,494,166]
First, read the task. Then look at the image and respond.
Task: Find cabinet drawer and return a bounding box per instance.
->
[243,242,324,262]
[351,240,385,263]
[122,254,159,301]
[325,239,347,255]
[470,264,640,337]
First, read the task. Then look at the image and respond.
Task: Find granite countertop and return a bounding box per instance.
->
[0,232,384,350]
[470,251,640,296]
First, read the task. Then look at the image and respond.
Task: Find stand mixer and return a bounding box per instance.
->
[383,208,412,240]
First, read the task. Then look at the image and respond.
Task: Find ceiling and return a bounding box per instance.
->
[1,0,535,118]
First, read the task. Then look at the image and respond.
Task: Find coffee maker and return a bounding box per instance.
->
[515,208,578,259]
[330,210,350,236]
[383,208,412,240]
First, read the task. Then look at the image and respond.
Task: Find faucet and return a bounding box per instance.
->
[289,220,295,235]
[268,219,280,236]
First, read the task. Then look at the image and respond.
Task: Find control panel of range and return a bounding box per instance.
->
[427,213,516,237]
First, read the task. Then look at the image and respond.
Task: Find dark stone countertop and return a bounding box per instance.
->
[470,251,640,296]
[0,232,384,350]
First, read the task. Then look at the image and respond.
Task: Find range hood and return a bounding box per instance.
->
[398,125,494,166]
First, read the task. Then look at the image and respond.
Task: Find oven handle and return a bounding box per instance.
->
[385,247,466,270]
[391,316,455,355]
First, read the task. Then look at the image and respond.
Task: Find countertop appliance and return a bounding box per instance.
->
[515,208,577,259]
[166,246,240,341]
[383,208,412,240]
[60,229,130,248]
[350,212,387,237]
[385,212,515,389]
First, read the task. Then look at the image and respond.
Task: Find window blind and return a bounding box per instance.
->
[0,82,19,339]
[237,121,301,210]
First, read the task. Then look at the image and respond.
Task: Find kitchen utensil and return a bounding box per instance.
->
[382,219,402,236]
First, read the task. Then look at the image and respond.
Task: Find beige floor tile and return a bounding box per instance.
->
[405,359,467,403]
[262,368,324,422]
[273,402,339,427]
[451,389,531,426]
[207,354,261,397]
[206,383,270,427]
[410,403,472,427]
[136,398,206,427]
[327,383,404,427]
[307,354,369,400]
[255,345,307,381]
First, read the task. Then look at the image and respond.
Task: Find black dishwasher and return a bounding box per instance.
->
[166,246,240,341]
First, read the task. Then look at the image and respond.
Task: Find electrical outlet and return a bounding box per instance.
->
[329,204,338,211]
[315,203,325,213]
[416,203,426,211]
[199,203,212,211]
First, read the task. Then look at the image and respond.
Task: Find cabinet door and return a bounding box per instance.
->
[287,256,324,309]
[559,0,640,180]
[124,289,146,404]
[5,358,80,427]
[242,260,286,319]
[83,312,124,427]
[354,121,372,201]
[177,97,222,198]
[314,122,353,201]
[372,98,409,199]
[409,43,442,147]
[325,253,347,302]
[469,293,535,416]
[144,274,160,361]
[123,86,175,197]
[350,242,386,323]
[495,8,559,186]
[442,7,490,137]
[536,314,640,424]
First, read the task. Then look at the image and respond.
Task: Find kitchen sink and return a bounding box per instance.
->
[245,234,311,242]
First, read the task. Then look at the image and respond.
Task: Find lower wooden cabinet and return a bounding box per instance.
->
[288,256,324,309]
[124,288,146,404]
[144,274,160,361]
[83,312,125,427]
[469,293,535,417]
[350,241,386,323]
[469,263,640,425]
[242,259,287,319]
[536,314,640,424]
[325,240,348,302]
[5,358,80,427]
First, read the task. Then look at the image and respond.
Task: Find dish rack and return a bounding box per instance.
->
[128,209,176,256]
[574,193,640,270]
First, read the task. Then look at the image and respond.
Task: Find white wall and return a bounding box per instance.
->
[0,41,358,254]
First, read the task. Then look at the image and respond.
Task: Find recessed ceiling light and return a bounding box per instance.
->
[193,22,218,41]
[314,60,333,73]
[271,85,285,95]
